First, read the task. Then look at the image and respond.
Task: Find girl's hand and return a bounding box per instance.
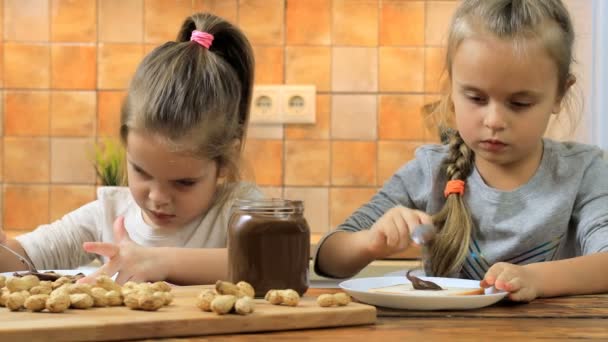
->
[481,262,541,302]
[78,216,169,284]
[363,206,433,259]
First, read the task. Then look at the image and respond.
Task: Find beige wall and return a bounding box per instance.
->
[0,0,592,237]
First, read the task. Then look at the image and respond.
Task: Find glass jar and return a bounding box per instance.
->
[227,199,310,297]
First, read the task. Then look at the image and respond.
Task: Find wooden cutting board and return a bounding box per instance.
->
[0,285,376,341]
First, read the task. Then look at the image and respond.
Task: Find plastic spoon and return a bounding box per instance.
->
[410,223,437,245]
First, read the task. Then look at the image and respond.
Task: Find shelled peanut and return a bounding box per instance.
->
[264,289,300,307]
[317,292,352,307]
[195,280,255,315]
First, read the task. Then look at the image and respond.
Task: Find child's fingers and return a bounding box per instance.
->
[80,242,121,284]
[76,276,95,284]
[494,279,513,292]
[389,208,415,247]
[407,209,434,228]
[77,261,119,284]
[507,286,536,302]
[394,207,417,233]
[113,216,133,243]
[507,291,523,302]
[396,207,433,239]
[386,215,406,249]
[116,271,146,285]
[83,242,120,258]
[115,271,133,285]
[417,211,434,226]
[365,229,388,258]
[493,267,518,291]
[481,263,506,287]
[505,277,523,292]
[392,212,409,245]
[92,264,118,281]
[369,229,386,249]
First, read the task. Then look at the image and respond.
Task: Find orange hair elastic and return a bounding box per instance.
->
[444,179,465,197]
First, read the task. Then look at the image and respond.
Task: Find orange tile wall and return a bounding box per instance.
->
[0,0,459,237]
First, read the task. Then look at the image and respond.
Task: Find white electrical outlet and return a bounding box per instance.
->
[281,85,316,124]
[250,85,280,123]
[250,85,316,124]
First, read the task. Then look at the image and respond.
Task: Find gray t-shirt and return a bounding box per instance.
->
[314,139,608,279]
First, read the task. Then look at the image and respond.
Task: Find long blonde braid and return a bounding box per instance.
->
[429,132,475,276]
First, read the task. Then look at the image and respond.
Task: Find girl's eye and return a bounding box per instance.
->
[465,93,486,104]
[175,180,196,187]
[133,166,149,177]
[510,101,532,109]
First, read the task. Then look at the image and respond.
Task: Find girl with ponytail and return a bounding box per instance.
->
[0,13,263,285]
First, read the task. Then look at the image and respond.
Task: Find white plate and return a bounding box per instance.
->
[339,276,507,310]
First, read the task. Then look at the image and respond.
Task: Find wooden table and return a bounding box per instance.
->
[147,289,608,341]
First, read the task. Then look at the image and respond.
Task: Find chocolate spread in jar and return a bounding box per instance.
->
[227,199,310,297]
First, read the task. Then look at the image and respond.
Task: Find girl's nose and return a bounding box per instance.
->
[483,103,507,131]
[148,184,171,207]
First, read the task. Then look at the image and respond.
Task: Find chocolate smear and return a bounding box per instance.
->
[12,271,85,282]
[406,269,443,290]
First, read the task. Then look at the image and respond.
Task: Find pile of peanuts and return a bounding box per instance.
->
[0,274,172,313]
[196,280,256,315]
[1,274,352,315]
[195,280,352,316]
[265,288,351,308]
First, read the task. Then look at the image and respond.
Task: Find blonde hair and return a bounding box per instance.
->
[120,13,254,202]
[427,0,575,277]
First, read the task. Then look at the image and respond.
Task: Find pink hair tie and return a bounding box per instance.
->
[190,30,214,49]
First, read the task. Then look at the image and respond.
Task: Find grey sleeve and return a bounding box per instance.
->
[313,154,431,278]
[336,156,431,233]
[572,155,608,255]
[16,201,102,270]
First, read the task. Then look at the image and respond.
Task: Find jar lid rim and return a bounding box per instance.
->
[232,198,303,211]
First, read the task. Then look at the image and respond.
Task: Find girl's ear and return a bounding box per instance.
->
[553,75,576,114]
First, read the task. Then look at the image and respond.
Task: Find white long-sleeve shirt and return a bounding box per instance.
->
[17,183,263,270]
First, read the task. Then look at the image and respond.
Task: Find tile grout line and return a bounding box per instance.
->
[47,0,52,224]
[328,0,334,231]
[1,0,4,226]
[376,0,381,189]
[282,0,287,196]
[95,0,100,152]
[1,1,2,226]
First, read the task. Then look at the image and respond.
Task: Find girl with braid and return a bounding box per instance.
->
[314,0,608,302]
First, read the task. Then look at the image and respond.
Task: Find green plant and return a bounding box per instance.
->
[93,139,127,186]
